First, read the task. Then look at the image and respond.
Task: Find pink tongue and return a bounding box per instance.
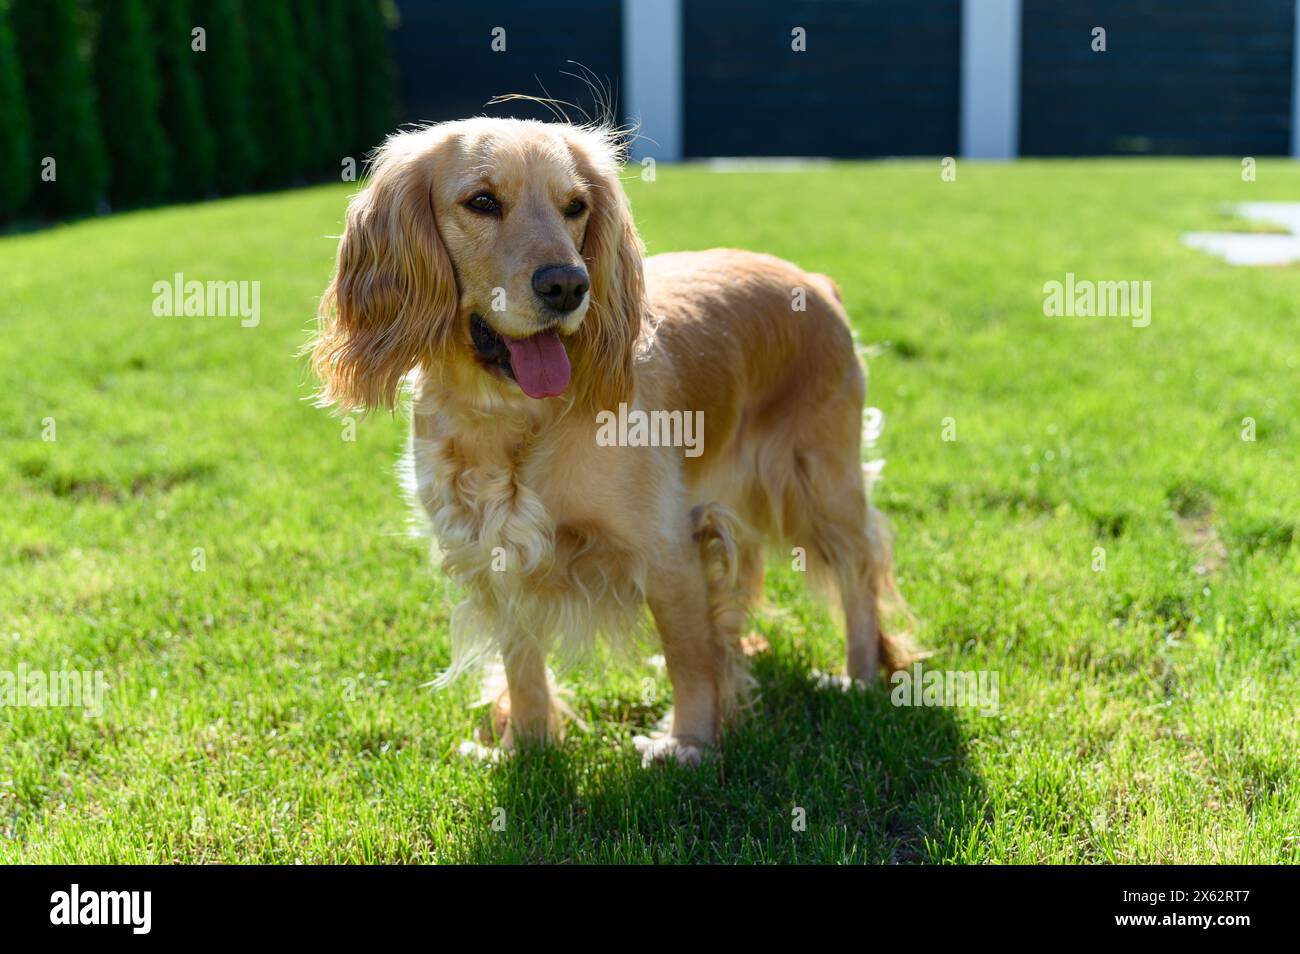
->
[503,330,571,398]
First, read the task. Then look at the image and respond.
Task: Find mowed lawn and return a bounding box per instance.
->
[1,159,1297,864]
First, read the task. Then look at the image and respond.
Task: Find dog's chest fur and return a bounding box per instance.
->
[407,400,674,634]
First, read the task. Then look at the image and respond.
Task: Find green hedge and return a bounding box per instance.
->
[148,0,216,199]
[196,0,259,196]
[294,0,337,178]
[244,1,309,187]
[1,0,398,225]
[319,0,356,170]
[348,0,398,160]
[93,0,172,206]
[0,0,33,219]
[11,0,110,217]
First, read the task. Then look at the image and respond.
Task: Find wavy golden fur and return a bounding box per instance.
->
[312,117,914,764]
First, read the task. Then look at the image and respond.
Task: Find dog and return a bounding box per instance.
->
[311,117,913,765]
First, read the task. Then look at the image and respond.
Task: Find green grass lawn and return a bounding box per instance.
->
[1,159,1297,863]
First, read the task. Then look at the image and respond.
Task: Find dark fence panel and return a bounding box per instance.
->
[391,0,623,127]
[682,0,961,158]
[1020,0,1295,156]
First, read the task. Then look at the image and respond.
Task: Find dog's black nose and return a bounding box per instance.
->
[531,264,589,313]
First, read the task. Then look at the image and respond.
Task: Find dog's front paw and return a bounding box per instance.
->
[811,669,867,693]
[632,733,706,768]
[457,739,503,763]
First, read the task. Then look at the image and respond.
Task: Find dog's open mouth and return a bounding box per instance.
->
[471,313,571,399]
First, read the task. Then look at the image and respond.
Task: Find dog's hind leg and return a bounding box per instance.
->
[842,568,881,681]
[830,498,915,683]
[798,456,915,684]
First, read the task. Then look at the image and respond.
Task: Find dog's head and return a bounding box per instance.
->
[311,118,644,411]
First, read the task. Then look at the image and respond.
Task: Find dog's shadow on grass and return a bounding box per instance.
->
[457,651,988,863]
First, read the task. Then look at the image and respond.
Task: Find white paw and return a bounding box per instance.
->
[632,733,706,768]
[457,739,502,763]
[811,669,867,693]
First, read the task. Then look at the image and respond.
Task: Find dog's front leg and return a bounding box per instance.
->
[637,552,724,767]
[500,638,558,748]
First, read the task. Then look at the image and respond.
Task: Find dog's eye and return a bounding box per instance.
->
[466,193,501,214]
[563,198,586,218]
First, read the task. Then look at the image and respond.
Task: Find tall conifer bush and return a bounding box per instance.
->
[147,0,215,199]
[243,0,308,185]
[92,0,173,206]
[0,0,34,220]
[195,0,258,195]
[11,0,109,216]
[347,0,398,159]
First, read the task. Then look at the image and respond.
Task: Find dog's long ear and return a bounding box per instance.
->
[564,128,645,410]
[312,131,459,411]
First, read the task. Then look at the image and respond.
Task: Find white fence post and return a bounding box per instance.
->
[961,0,1021,159]
[623,0,683,161]
[1292,0,1300,155]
